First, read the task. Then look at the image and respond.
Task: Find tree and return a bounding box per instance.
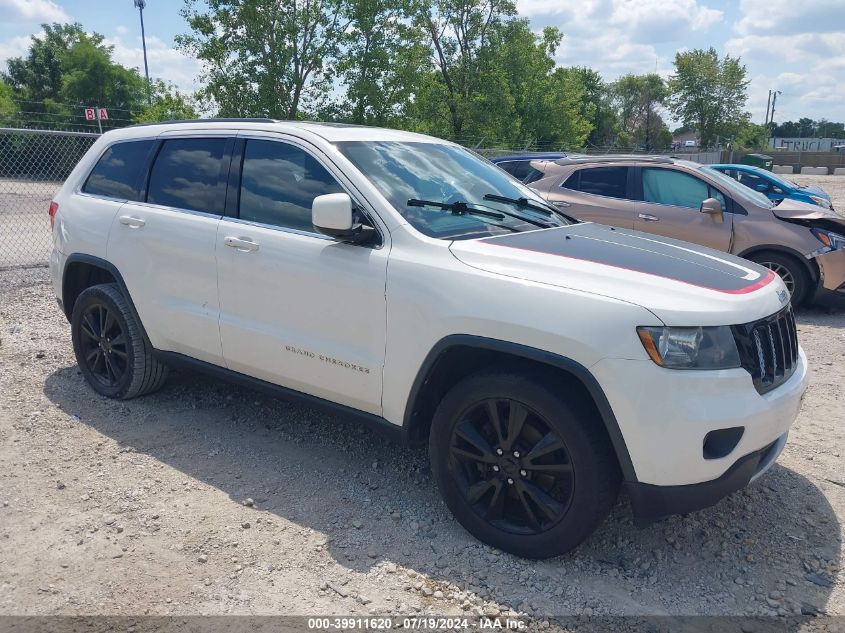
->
[59,34,146,112]
[816,120,845,139]
[177,0,350,119]
[733,121,768,150]
[668,47,749,148]
[492,23,590,148]
[561,67,619,148]
[134,80,198,123]
[2,22,146,129]
[337,0,429,126]
[3,23,84,107]
[613,73,668,151]
[0,79,18,123]
[413,0,517,139]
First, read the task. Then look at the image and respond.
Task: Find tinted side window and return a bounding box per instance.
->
[509,161,534,181]
[497,161,519,175]
[239,139,343,232]
[523,168,543,185]
[565,167,628,199]
[82,140,155,200]
[643,168,710,209]
[147,138,227,214]
[736,171,768,191]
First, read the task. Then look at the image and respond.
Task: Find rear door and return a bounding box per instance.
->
[547,166,635,228]
[632,167,733,251]
[107,132,233,365]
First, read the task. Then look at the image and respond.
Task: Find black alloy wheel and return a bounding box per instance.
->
[71,283,168,399]
[448,398,575,535]
[77,302,128,388]
[429,371,620,559]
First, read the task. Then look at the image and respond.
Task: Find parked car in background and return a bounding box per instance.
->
[490,153,569,183]
[711,164,834,210]
[526,155,845,306]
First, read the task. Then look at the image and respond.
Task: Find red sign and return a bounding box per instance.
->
[84,108,95,121]
[98,108,108,120]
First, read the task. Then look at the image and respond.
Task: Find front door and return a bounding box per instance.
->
[632,167,733,251]
[216,136,389,415]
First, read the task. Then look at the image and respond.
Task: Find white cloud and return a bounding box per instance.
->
[609,0,723,43]
[725,30,845,123]
[0,34,37,70]
[518,0,708,83]
[115,25,129,36]
[734,0,844,36]
[0,0,70,23]
[105,34,202,94]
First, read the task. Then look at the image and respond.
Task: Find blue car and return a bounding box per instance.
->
[711,164,834,210]
[490,153,570,183]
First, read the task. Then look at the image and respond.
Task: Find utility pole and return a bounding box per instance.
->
[764,90,772,126]
[769,90,782,127]
[134,0,151,105]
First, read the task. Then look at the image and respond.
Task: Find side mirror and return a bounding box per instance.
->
[755,182,769,193]
[700,198,723,216]
[312,193,365,242]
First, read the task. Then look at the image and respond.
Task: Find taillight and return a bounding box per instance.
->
[49,201,59,230]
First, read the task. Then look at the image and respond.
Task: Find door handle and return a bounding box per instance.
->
[638,213,659,222]
[224,236,260,252]
[119,215,146,228]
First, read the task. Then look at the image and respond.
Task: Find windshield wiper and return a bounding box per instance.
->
[481,194,566,228]
[407,199,505,220]
[483,193,555,216]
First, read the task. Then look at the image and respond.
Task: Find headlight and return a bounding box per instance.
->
[812,228,845,251]
[808,195,831,209]
[637,326,741,370]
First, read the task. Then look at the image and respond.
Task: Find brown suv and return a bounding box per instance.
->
[526,156,845,306]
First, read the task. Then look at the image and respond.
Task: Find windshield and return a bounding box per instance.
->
[763,170,799,190]
[699,166,773,208]
[335,141,572,240]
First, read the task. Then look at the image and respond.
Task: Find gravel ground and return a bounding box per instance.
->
[0,178,844,625]
[791,175,845,208]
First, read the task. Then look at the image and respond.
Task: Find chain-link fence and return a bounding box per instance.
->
[0,128,100,279]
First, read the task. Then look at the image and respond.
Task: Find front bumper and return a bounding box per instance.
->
[625,432,787,524]
[590,346,808,487]
[812,248,845,306]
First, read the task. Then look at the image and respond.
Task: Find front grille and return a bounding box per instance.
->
[732,306,799,395]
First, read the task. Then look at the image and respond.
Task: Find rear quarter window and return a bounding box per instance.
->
[82,140,156,200]
[564,166,629,199]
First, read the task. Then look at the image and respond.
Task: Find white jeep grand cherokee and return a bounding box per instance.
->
[49,120,808,558]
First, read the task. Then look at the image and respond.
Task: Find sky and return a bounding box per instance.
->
[1,0,843,126]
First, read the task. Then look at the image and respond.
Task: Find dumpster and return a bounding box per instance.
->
[741,153,773,171]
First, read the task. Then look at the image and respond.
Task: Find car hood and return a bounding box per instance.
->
[773,197,845,222]
[798,184,830,199]
[449,223,788,326]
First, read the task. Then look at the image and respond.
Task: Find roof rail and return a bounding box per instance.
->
[554,155,675,165]
[128,118,279,128]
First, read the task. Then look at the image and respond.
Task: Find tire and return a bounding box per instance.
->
[747,251,811,307]
[429,371,620,559]
[71,283,168,400]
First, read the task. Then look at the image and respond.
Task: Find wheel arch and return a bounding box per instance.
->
[403,335,638,481]
[736,244,819,285]
[62,254,140,324]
